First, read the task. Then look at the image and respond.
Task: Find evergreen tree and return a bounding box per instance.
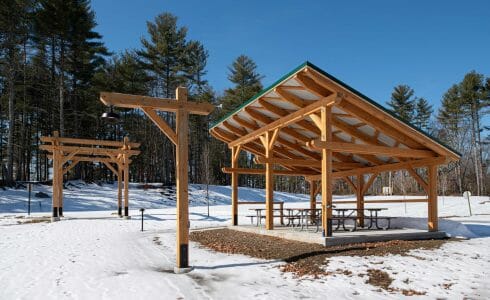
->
[387,84,415,122]
[0,0,33,184]
[220,55,263,116]
[137,12,189,98]
[459,71,488,195]
[438,85,463,134]
[413,97,433,131]
[35,0,107,137]
[185,40,208,94]
[218,55,263,187]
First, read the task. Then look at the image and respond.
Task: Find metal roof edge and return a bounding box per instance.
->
[303,61,461,159]
[210,60,461,159]
[210,61,309,129]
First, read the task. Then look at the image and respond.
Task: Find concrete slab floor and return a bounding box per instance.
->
[230,225,448,246]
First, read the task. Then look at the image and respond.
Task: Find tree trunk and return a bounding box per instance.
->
[59,41,65,136]
[7,69,15,185]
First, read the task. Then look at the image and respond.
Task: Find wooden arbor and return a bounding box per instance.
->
[100,87,214,272]
[210,61,461,236]
[40,132,140,219]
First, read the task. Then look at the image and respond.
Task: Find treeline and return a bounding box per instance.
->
[0,1,488,196]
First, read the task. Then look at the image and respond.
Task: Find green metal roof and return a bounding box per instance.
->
[211,61,461,158]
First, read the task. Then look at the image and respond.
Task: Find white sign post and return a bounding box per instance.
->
[463,191,472,216]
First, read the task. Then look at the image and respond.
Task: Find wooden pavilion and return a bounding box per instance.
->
[210,62,460,237]
[40,132,140,220]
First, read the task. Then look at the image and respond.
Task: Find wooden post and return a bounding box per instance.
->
[176,87,190,269]
[356,174,365,227]
[51,131,60,220]
[123,137,129,217]
[261,130,277,230]
[117,164,122,217]
[320,107,333,237]
[58,164,64,217]
[428,165,438,231]
[309,180,316,223]
[231,146,240,225]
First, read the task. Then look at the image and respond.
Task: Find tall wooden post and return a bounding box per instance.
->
[320,107,333,237]
[231,146,240,225]
[309,180,316,223]
[58,168,64,217]
[356,174,364,227]
[428,165,438,231]
[123,137,130,217]
[51,131,60,220]
[117,164,122,217]
[176,87,190,269]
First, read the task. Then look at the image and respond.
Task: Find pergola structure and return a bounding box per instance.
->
[100,87,214,272]
[40,132,140,220]
[210,62,460,237]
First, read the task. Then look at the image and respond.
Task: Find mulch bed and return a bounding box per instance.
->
[190,228,451,279]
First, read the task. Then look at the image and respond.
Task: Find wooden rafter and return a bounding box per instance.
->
[229,94,338,148]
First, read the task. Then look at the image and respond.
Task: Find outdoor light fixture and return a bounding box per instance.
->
[101,106,120,123]
[139,208,145,231]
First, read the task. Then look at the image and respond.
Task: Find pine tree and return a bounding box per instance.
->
[218,55,263,186]
[438,85,464,133]
[137,12,189,98]
[35,0,107,137]
[413,97,433,131]
[459,71,487,195]
[137,12,183,184]
[387,85,415,122]
[185,40,208,94]
[0,0,33,184]
[220,55,263,116]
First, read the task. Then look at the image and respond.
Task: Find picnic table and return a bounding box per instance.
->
[284,208,322,231]
[248,208,284,226]
[248,207,392,232]
[333,208,390,231]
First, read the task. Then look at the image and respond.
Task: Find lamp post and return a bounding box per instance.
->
[139,208,145,231]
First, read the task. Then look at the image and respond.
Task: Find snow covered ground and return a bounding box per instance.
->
[1,182,489,299]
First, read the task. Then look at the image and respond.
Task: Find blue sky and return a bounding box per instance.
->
[91,0,490,111]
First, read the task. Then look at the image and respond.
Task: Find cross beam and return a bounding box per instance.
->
[100,92,214,115]
[306,140,437,158]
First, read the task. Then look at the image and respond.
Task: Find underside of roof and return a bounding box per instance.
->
[210,62,460,177]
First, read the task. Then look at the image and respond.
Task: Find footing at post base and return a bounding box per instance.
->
[123,216,132,220]
[173,266,194,274]
[51,217,60,222]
